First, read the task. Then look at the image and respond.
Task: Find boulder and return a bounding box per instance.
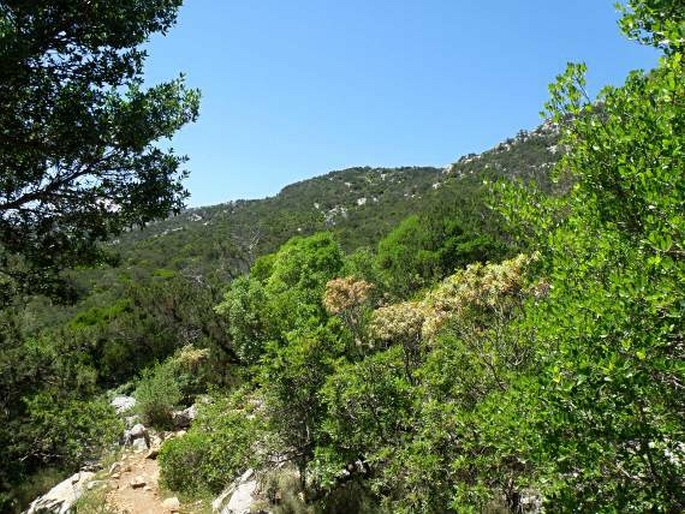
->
[162,496,181,513]
[172,404,197,429]
[224,480,257,514]
[131,437,149,452]
[111,395,137,414]
[212,469,258,514]
[123,423,150,448]
[24,471,94,514]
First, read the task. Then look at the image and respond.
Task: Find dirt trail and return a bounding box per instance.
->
[105,446,181,514]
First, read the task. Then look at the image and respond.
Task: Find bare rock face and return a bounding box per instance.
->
[24,471,95,514]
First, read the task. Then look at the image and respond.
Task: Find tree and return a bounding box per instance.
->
[618,0,684,52]
[492,2,685,509]
[0,1,200,303]
[376,215,439,299]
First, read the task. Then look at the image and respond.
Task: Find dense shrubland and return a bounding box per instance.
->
[161,2,684,512]
[1,1,683,512]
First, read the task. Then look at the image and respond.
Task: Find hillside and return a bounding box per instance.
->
[1,122,561,512]
[4,2,683,512]
[111,122,559,281]
[24,121,561,381]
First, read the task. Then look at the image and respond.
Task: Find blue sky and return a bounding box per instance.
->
[144,1,659,207]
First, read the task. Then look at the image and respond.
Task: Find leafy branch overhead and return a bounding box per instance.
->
[0,1,200,302]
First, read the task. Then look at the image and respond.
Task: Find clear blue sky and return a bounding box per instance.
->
[143,1,659,207]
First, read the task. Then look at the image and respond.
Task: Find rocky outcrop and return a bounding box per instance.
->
[24,471,94,514]
[110,395,137,414]
[171,404,197,429]
[212,469,258,514]
[123,423,151,449]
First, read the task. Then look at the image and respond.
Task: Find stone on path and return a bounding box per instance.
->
[163,496,181,513]
[130,475,146,489]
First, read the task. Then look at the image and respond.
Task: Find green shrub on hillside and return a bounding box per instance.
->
[159,392,266,496]
[17,393,123,473]
[135,362,182,429]
[134,344,210,429]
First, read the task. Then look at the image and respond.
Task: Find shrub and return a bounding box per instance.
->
[157,432,209,494]
[135,362,181,429]
[134,344,210,429]
[21,394,123,470]
[159,392,266,496]
[257,466,315,514]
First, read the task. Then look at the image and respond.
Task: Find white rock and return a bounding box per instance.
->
[172,404,198,429]
[223,480,257,514]
[132,437,148,451]
[25,471,95,514]
[123,423,150,449]
[111,395,137,414]
[212,469,258,514]
[128,423,147,438]
[163,496,181,512]
[238,469,254,483]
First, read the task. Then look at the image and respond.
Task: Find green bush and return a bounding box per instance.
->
[135,362,182,429]
[159,392,265,496]
[21,394,123,470]
[157,432,209,494]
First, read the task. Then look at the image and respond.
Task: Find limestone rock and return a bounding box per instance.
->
[130,476,146,489]
[123,423,150,449]
[132,437,149,451]
[212,469,257,514]
[172,404,198,429]
[25,471,95,514]
[163,496,181,512]
[111,395,137,414]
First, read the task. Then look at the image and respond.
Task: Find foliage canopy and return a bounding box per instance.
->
[0,0,199,302]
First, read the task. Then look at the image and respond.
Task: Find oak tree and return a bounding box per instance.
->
[0,1,200,302]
